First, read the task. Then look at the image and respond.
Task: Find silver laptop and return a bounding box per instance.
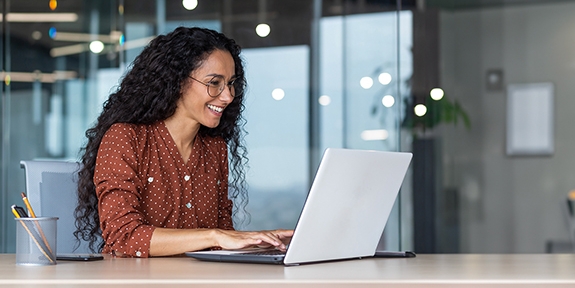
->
[185,148,412,265]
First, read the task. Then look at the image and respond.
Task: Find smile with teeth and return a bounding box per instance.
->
[207,104,224,113]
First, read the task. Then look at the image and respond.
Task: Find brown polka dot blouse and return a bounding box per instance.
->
[94,121,234,258]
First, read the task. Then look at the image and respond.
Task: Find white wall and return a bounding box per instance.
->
[439,1,575,252]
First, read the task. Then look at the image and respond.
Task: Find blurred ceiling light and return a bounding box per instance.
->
[360,76,373,89]
[111,31,123,43]
[182,0,199,10]
[381,95,395,107]
[361,129,389,141]
[0,71,77,83]
[89,41,105,54]
[414,104,427,116]
[255,23,271,37]
[50,43,86,57]
[53,31,122,43]
[49,27,57,39]
[430,87,444,100]
[51,36,155,57]
[118,36,155,51]
[378,72,392,85]
[49,0,57,11]
[271,88,285,100]
[0,13,78,22]
[31,31,42,40]
[318,95,331,106]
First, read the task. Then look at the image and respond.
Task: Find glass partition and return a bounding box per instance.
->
[0,0,408,253]
[425,0,575,253]
[319,9,413,251]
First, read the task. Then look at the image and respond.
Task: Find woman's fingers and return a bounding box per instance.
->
[275,229,294,239]
[215,229,294,250]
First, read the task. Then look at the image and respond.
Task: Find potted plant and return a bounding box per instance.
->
[402,88,471,137]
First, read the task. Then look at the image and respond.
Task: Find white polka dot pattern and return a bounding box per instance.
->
[94,122,234,258]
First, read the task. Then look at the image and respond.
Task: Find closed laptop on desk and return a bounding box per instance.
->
[186,148,412,265]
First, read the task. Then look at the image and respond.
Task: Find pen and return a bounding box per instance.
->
[12,205,28,218]
[11,205,24,218]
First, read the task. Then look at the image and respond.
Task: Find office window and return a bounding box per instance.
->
[319,10,413,251]
[242,46,310,230]
[0,0,408,253]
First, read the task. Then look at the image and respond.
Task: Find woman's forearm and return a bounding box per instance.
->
[149,228,293,257]
[150,227,217,256]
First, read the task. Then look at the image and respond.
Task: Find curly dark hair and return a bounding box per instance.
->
[74,27,249,252]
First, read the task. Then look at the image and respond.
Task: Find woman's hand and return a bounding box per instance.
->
[214,229,294,251]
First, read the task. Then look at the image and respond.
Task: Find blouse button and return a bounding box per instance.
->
[184,175,191,181]
[147,177,154,183]
[135,251,142,257]
[186,203,192,209]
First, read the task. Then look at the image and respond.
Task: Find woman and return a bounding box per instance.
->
[74,27,293,257]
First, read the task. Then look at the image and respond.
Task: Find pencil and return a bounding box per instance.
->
[21,192,37,218]
[20,192,55,257]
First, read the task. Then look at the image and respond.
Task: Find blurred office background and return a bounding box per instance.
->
[1,0,574,254]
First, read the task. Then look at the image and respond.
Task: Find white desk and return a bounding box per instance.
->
[1,254,575,287]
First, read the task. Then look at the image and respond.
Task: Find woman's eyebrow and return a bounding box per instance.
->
[204,73,237,80]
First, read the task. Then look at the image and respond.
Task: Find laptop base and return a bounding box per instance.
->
[185,251,285,265]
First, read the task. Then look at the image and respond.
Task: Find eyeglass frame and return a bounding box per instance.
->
[189,75,237,98]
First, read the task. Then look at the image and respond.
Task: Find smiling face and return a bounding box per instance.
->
[176,49,236,129]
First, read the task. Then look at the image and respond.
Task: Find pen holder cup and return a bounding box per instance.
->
[15,217,58,266]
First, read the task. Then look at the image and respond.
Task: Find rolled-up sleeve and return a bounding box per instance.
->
[94,124,155,258]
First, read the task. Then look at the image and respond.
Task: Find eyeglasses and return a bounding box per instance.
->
[189,75,236,98]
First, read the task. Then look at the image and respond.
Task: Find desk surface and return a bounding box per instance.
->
[1,254,575,287]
